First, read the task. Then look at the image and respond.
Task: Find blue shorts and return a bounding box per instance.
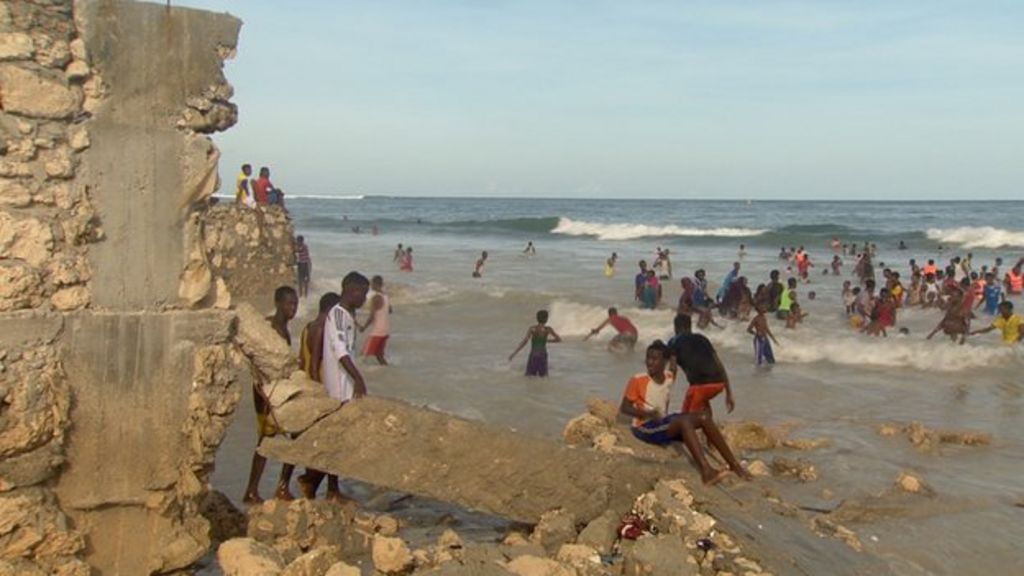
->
[631,414,682,445]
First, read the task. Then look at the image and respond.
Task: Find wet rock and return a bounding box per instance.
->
[576,509,620,554]
[586,398,620,425]
[556,543,603,575]
[218,537,286,575]
[721,421,778,451]
[324,562,361,576]
[201,490,247,544]
[529,509,577,553]
[563,413,608,446]
[0,64,81,119]
[770,457,818,482]
[505,555,575,576]
[281,546,342,576]
[373,535,414,574]
[747,460,770,477]
[247,498,357,562]
[895,471,933,496]
[622,534,697,576]
[593,431,634,455]
[781,437,830,451]
[810,517,862,552]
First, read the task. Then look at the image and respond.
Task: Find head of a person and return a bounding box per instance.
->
[296,235,305,245]
[318,291,341,314]
[646,269,656,278]
[673,313,692,335]
[808,291,816,300]
[274,286,298,320]
[866,279,876,291]
[536,309,549,324]
[259,166,270,178]
[398,243,403,249]
[612,252,618,259]
[985,272,995,283]
[407,246,413,253]
[925,273,935,283]
[242,163,252,175]
[928,259,935,265]
[843,280,851,288]
[371,275,384,290]
[340,272,370,309]
[681,277,693,291]
[481,251,488,259]
[879,288,891,300]
[999,301,1013,318]
[770,269,780,281]
[995,257,1004,266]
[645,340,669,376]
[639,260,647,271]
[787,278,797,288]
[696,269,706,280]
[969,271,978,281]
[852,286,861,295]
[733,262,741,271]
[740,244,745,250]
[608,307,619,318]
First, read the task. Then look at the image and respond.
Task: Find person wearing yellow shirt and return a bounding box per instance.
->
[235,163,254,206]
[970,301,1023,344]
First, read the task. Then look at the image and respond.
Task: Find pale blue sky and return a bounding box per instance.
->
[173,0,1024,199]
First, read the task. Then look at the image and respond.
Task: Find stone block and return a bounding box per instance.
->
[218,537,286,576]
[0,64,81,119]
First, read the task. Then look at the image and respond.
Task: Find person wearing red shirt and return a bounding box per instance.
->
[253,166,273,205]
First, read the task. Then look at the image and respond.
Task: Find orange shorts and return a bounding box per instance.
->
[682,382,725,413]
[362,335,389,356]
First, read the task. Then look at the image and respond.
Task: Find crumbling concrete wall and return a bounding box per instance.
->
[0,1,288,574]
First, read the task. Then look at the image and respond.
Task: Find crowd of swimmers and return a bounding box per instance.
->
[247,232,1021,501]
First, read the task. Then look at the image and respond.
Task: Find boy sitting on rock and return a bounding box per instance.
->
[620,340,750,485]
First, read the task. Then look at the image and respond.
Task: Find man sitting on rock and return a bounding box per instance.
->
[621,340,749,484]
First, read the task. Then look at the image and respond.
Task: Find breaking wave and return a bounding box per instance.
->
[551,218,768,241]
[926,227,1024,249]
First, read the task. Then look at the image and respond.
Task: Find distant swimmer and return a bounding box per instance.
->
[605,252,618,278]
[523,241,536,256]
[393,243,405,264]
[586,307,638,352]
[508,309,562,376]
[738,244,747,258]
[831,236,841,252]
[898,240,907,250]
[634,260,648,302]
[399,245,415,270]
[473,251,488,278]
[970,301,1023,344]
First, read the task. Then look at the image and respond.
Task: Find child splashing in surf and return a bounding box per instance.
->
[747,303,779,365]
[621,340,748,485]
[508,310,562,376]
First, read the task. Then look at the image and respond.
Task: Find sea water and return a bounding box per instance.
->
[216,196,1024,574]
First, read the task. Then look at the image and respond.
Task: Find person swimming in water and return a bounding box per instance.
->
[473,251,488,278]
[508,310,562,376]
[586,308,638,352]
[605,252,618,278]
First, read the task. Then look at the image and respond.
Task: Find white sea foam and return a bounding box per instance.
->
[926,226,1024,249]
[388,281,457,306]
[551,217,767,241]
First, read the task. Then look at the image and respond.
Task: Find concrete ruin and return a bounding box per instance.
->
[0,1,291,573]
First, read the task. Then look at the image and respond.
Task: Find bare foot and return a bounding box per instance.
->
[702,469,730,486]
[274,486,294,501]
[297,475,317,499]
[242,492,263,505]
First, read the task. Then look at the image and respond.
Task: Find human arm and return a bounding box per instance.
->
[340,356,367,398]
[619,395,660,421]
[508,330,531,361]
[546,327,562,343]
[766,324,780,345]
[713,350,735,413]
[969,325,995,336]
[360,294,383,332]
[584,319,610,341]
[746,318,756,335]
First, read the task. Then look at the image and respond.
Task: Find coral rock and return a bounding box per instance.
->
[372,535,413,574]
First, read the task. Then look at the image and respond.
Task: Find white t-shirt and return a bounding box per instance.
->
[321,304,357,401]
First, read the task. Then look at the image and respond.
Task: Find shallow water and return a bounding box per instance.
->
[213,196,1024,574]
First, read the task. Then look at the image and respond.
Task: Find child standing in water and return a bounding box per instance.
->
[508,310,562,376]
[604,252,618,277]
[747,304,779,366]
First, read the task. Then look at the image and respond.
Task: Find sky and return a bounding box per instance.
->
[171,0,1024,200]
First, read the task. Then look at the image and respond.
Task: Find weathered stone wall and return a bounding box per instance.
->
[0,1,294,574]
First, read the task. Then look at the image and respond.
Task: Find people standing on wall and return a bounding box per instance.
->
[253,166,273,205]
[235,163,254,206]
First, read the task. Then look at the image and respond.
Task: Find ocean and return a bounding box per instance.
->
[213,196,1024,575]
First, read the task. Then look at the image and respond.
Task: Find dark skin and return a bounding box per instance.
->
[747,307,780,345]
[243,291,298,504]
[509,322,562,361]
[298,283,369,501]
[620,349,750,484]
[359,278,393,365]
